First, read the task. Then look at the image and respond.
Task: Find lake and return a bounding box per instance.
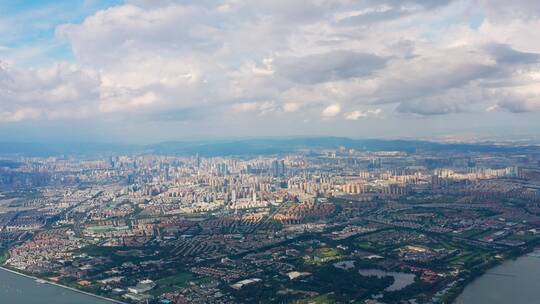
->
[0,268,114,304]
[455,250,540,304]
[358,268,416,292]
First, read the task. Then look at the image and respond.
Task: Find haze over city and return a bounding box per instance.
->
[1,0,540,143]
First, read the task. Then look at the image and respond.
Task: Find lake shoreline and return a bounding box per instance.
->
[0,266,127,304]
[449,245,540,304]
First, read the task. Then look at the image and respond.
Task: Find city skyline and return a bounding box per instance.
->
[0,141,539,303]
[1,0,540,143]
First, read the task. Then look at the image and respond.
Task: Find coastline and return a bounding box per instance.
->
[0,266,127,304]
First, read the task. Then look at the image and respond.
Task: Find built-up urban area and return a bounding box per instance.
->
[0,146,539,303]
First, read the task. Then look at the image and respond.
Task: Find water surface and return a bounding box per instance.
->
[0,268,113,304]
[358,269,416,292]
[455,251,540,304]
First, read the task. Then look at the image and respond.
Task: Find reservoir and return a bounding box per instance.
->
[0,267,114,304]
[455,250,540,304]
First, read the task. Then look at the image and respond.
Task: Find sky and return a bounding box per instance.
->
[1,0,540,143]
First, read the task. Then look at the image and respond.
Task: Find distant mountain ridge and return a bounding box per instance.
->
[0,137,538,157]
[147,137,540,157]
